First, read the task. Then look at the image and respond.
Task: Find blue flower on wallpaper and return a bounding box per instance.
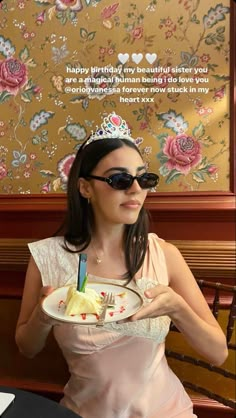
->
[179,51,198,68]
[65,123,87,141]
[0,36,15,58]
[157,110,189,134]
[30,110,55,131]
[203,3,230,28]
[11,150,27,168]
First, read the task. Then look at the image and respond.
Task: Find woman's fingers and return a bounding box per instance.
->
[130,285,180,321]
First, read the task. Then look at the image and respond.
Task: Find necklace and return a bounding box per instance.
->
[91,242,103,264]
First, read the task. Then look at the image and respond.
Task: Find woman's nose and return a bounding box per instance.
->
[126,178,142,193]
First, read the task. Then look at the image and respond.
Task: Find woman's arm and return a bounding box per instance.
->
[131,241,228,366]
[15,256,55,358]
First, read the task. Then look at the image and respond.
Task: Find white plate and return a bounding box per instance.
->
[42,282,143,325]
[0,393,15,415]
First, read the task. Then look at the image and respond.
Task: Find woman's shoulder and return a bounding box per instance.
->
[147,233,180,259]
[148,232,163,243]
[148,232,166,250]
[146,234,184,286]
[28,236,78,287]
[28,236,66,256]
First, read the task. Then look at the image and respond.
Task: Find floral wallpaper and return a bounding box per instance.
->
[0,0,231,194]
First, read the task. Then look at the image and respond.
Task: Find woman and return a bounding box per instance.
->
[15,112,228,418]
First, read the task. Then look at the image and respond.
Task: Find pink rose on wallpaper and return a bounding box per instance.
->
[0,163,8,180]
[0,58,28,96]
[153,71,172,88]
[213,85,225,101]
[163,134,202,175]
[131,27,143,40]
[208,165,218,176]
[55,0,82,11]
[58,153,76,184]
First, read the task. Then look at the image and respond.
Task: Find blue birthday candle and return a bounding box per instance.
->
[77,253,87,292]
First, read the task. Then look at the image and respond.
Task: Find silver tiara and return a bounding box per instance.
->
[85,112,134,146]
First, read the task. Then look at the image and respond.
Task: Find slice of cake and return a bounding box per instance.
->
[65,285,102,316]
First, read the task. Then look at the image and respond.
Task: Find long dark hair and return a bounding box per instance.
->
[58,137,150,281]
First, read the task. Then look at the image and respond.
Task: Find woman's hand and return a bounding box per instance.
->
[129,284,183,321]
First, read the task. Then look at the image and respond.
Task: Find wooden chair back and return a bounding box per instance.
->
[166,279,236,411]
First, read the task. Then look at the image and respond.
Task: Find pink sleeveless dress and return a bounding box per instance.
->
[29,233,197,418]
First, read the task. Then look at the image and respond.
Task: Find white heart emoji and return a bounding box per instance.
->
[131,53,143,65]
[118,53,129,64]
[145,53,157,65]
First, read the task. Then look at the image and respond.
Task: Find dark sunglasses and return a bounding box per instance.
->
[86,172,159,190]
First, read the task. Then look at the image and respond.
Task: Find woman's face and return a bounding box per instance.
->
[81,145,148,227]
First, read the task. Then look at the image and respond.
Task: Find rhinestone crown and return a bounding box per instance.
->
[85,112,134,146]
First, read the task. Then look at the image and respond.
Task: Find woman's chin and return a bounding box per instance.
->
[122,213,140,225]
